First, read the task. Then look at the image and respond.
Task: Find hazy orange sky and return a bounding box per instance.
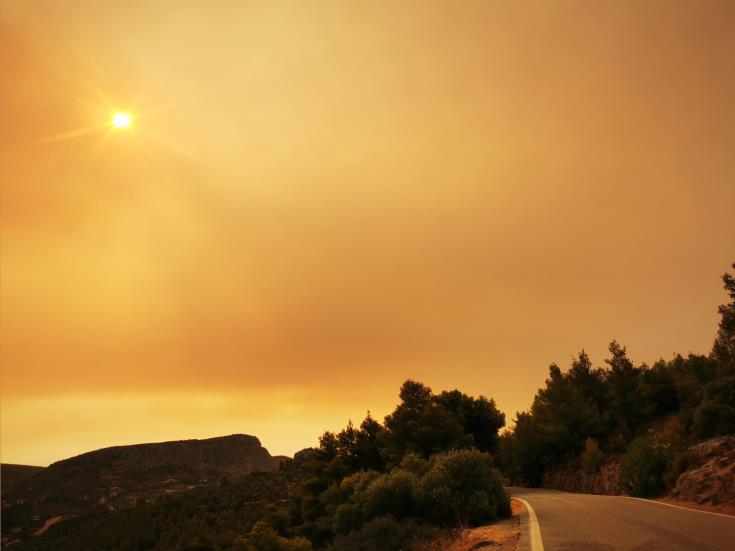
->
[2,1,734,466]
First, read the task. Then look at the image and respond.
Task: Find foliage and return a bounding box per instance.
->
[379,381,504,467]
[292,382,506,545]
[238,521,312,551]
[692,376,735,439]
[663,448,699,491]
[500,262,735,492]
[327,517,445,551]
[712,262,735,372]
[414,450,509,526]
[360,469,416,520]
[620,439,671,497]
[581,438,605,475]
[318,450,508,545]
[14,466,306,551]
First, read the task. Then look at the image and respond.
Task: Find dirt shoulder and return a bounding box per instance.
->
[423,499,521,551]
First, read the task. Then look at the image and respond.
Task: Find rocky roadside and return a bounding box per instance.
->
[670,435,735,513]
[541,434,735,514]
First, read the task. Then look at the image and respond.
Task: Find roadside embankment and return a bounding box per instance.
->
[670,435,735,511]
[541,434,735,513]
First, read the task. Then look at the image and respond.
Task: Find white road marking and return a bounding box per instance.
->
[626,497,735,520]
[514,497,545,551]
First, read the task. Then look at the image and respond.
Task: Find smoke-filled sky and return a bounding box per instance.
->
[2,1,734,466]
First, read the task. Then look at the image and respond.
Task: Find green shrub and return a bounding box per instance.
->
[240,521,313,551]
[327,516,445,551]
[621,439,671,497]
[332,503,362,535]
[398,452,429,476]
[663,450,698,491]
[692,400,735,439]
[361,469,417,520]
[581,437,605,475]
[415,449,509,526]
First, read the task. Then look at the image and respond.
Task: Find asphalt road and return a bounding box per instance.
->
[510,487,735,551]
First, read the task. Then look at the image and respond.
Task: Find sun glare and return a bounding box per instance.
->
[112,112,132,129]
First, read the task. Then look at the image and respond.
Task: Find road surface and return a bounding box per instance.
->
[510,487,735,551]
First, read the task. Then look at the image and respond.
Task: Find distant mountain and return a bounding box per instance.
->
[1,464,45,495]
[1,434,286,543]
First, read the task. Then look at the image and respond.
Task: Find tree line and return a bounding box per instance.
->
[499,262,735,495]
[285,380,509,548]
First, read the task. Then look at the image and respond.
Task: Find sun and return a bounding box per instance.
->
[111,112,132,129]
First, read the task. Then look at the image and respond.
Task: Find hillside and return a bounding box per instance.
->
[1,434,284,545]
[10,464,308,551]
[3,385,511,550]
[1,465,46,495]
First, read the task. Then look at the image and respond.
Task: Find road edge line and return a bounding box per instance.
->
[625,497,735,519]
[513,497,545,551]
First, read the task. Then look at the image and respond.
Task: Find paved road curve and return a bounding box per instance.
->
[510,487,735,551]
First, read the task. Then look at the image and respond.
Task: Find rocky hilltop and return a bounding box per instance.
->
[1,434,285,539]
[45,433,278,478]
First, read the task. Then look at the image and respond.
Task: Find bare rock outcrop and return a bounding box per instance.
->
[671,435,735,506]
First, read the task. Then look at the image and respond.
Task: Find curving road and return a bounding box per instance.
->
[510,487,735,551]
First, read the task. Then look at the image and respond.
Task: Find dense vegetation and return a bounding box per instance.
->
[276,381,509,549]
[500,262,735,495]
[17,469,305,551]
[16,383,509,550]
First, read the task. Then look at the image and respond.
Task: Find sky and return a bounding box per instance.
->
[1,1,734,466]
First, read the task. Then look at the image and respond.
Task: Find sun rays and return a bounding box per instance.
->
[38,81,142,146]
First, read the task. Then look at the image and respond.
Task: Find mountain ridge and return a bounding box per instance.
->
[1,433,288,543]
[43,433,280,474]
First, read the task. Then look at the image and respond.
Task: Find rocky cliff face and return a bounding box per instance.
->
[671,435,735,506]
